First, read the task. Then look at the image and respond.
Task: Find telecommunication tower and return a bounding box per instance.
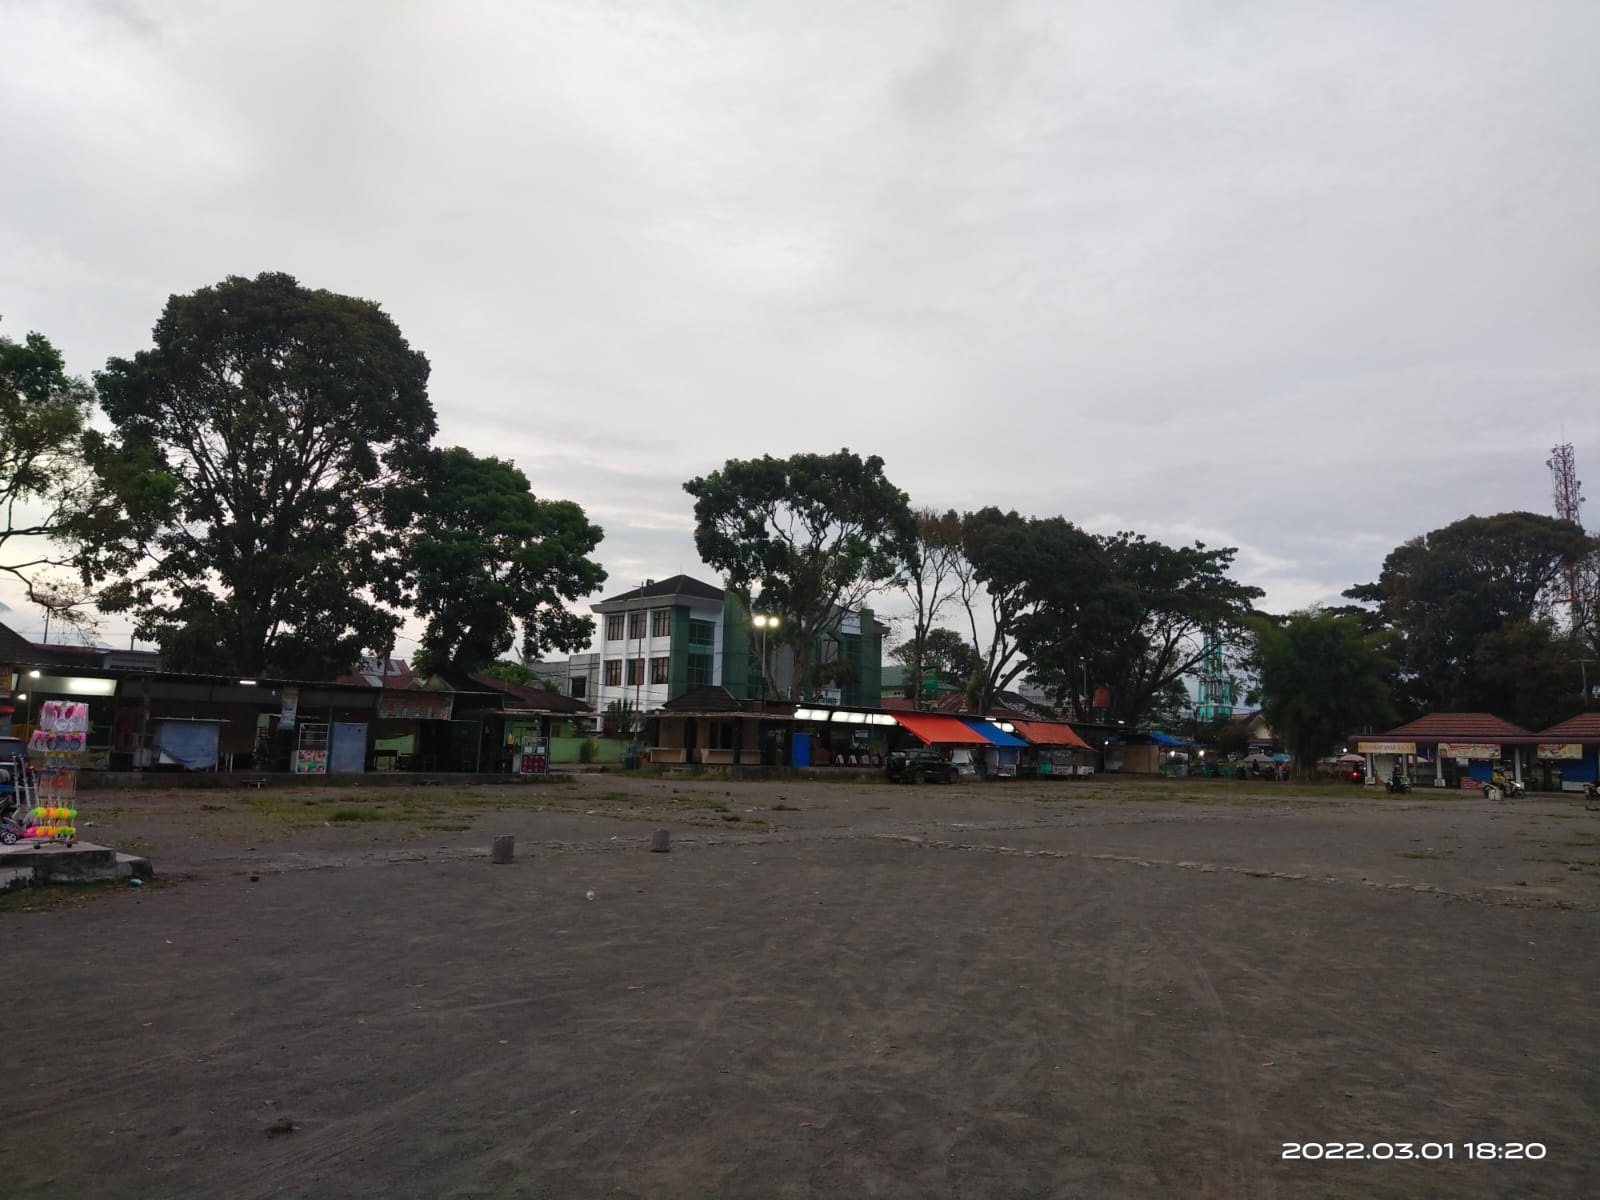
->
[1547,442,1584,625]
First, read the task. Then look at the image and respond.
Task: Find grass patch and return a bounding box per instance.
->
[330,807,384,823]
[771,803,801,812]
[0,876,172,913]
[720,813,741,822]
[1396,850,1450,860]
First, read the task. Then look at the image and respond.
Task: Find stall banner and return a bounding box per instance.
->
[377,692,454,721]
[1357,741,1416,755]
[1537,743,1583,760]
[279,686,299,730]
[1436,742,1499,759]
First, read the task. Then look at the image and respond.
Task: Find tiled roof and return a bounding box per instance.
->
[660,686,745,713]
[465,672,592,713]
[1355,712,1541,743]
[1537,712,1600,740]
[595,574,723,606]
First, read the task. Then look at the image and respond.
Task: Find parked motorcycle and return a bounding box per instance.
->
[1483,771,1526,801]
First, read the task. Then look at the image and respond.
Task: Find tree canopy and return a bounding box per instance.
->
[685,449,914,700]
[957,508,1104,713]
[0,323,93,608]
[891,626,982,699]
[893,508,964,706]
[1019,531,1261,724]
[1343,511,1591,719]
[1250,609,1395,774]
[76,272,435,677]
[405,447,605,675]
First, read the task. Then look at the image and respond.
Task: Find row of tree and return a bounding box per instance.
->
[5,273,1595,776]
[683,450,1266,721]
[2,273,606,678]
[684,450,1597,770]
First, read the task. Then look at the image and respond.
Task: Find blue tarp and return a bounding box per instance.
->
[962,719,1027,748]
[154,720,221,770]
[1147,731,1192,747]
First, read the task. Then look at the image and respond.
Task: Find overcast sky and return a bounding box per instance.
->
[2,0,1596,657]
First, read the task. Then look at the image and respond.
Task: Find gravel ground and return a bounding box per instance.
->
[3,774,1596,1199]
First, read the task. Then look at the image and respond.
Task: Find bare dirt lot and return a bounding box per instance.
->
[4,774,1597,1199]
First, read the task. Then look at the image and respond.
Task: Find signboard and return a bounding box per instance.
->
[1436,742,1499,759]
[519,752,548,776]
[377,692,454,721]
[279,685,299,730]
[1537,743,1583,760]
[294,749,328,774]
[1356,741,1416,755]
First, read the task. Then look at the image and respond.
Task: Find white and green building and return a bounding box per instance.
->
[581,574,884,721]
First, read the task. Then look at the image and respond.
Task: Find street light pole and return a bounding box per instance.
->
[753,614,780,700]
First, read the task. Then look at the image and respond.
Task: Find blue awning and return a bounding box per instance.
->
[1147,731,1190,747]
[962,719,1027,748]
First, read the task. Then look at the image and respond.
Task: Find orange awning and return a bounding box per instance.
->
[891,712,991,744]
[1012,720,1093,750]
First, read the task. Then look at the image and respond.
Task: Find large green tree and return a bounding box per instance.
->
[405,447,606,674]
[1026,533,1262,725]
[1344,511,1591,717]
[0,323,94,611]
[957,508,1105,714]
[1250,609,1395,775]
[893,508,964,705]
[890,626,982,698]
[685,449,914,701]
[77,272,436,678]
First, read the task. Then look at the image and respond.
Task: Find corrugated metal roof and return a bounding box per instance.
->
[961,718,1027,748]
[1011,720,1093,750]
[892,712,990,745]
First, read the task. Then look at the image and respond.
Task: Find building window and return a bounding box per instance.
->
[603,659,622,687]
[627,611,646,640]
[605,615,624,642]
[650,656,670,685]
[626,657,644,686]
[570,677,587,700]
[687,654,713,687]
[650,608,672,638]
[709,721,736,750]
[688,619,715,647]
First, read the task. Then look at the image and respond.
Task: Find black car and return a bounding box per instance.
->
[885,748,958,784]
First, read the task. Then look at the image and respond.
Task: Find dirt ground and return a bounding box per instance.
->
[3,773,1597,1199]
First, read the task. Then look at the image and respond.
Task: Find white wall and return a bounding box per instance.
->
[590,598,724,718]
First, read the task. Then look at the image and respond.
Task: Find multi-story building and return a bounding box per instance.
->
[583,574,884,720]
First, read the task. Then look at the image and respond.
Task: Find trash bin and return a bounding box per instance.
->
[623,753,639,770]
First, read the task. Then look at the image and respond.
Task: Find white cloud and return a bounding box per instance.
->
[2,0,1596,652]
